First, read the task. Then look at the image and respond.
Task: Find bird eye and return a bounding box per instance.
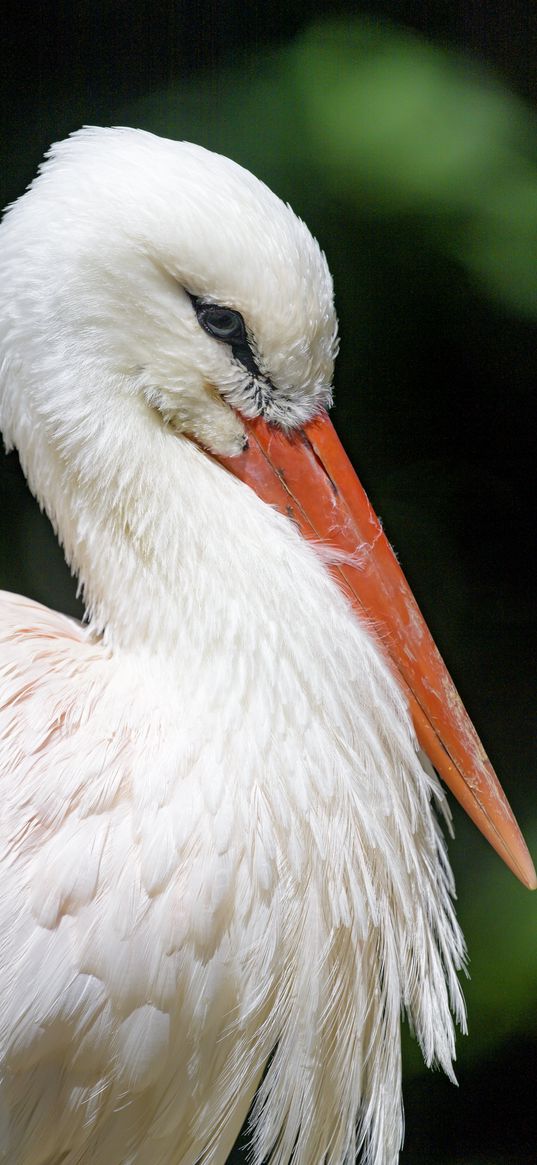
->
[194,302,246,344]
[188,292,263,381]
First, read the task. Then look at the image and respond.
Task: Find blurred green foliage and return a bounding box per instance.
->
[124,18,537,316]
[1,10,536,1165]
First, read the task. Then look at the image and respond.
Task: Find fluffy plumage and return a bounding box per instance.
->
[0,128,465,1165]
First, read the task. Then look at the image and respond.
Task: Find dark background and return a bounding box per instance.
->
[1,3,536,1163]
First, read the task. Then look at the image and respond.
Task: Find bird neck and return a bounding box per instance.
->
[21,380,258,666]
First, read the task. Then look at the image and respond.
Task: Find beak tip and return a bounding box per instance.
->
[521,857,537,891]
[498,826,537,891]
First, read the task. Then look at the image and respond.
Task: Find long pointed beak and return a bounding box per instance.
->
[219,410,536,890]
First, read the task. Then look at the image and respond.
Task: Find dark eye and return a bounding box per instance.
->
[188,291,263,381]
[194,301,246,344]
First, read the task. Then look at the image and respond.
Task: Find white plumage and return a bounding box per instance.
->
[0,127,472,1165]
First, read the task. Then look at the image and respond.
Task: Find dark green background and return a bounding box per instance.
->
[1,4,536,1162]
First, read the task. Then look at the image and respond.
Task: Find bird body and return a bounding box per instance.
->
[0,447,464,1164]
[0,506,463,1165]
[0,128,531,1165]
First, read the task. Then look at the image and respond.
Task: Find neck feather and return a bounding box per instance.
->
[15,377,268,664]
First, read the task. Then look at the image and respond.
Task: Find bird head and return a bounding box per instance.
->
[0,126,337,456]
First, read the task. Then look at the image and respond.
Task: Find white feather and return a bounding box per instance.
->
[0,128,466,1165]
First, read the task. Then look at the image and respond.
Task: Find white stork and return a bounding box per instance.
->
[0,127,534,1165]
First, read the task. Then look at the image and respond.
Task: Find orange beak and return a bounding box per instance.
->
[219,410,536,890]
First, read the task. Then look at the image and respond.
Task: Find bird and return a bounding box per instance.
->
[0,126,534,1165]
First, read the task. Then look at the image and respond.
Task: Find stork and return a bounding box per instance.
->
[0,127,534,1165]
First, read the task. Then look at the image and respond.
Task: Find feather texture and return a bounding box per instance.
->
[0,530,466,1165]
[0,128,466,1165]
